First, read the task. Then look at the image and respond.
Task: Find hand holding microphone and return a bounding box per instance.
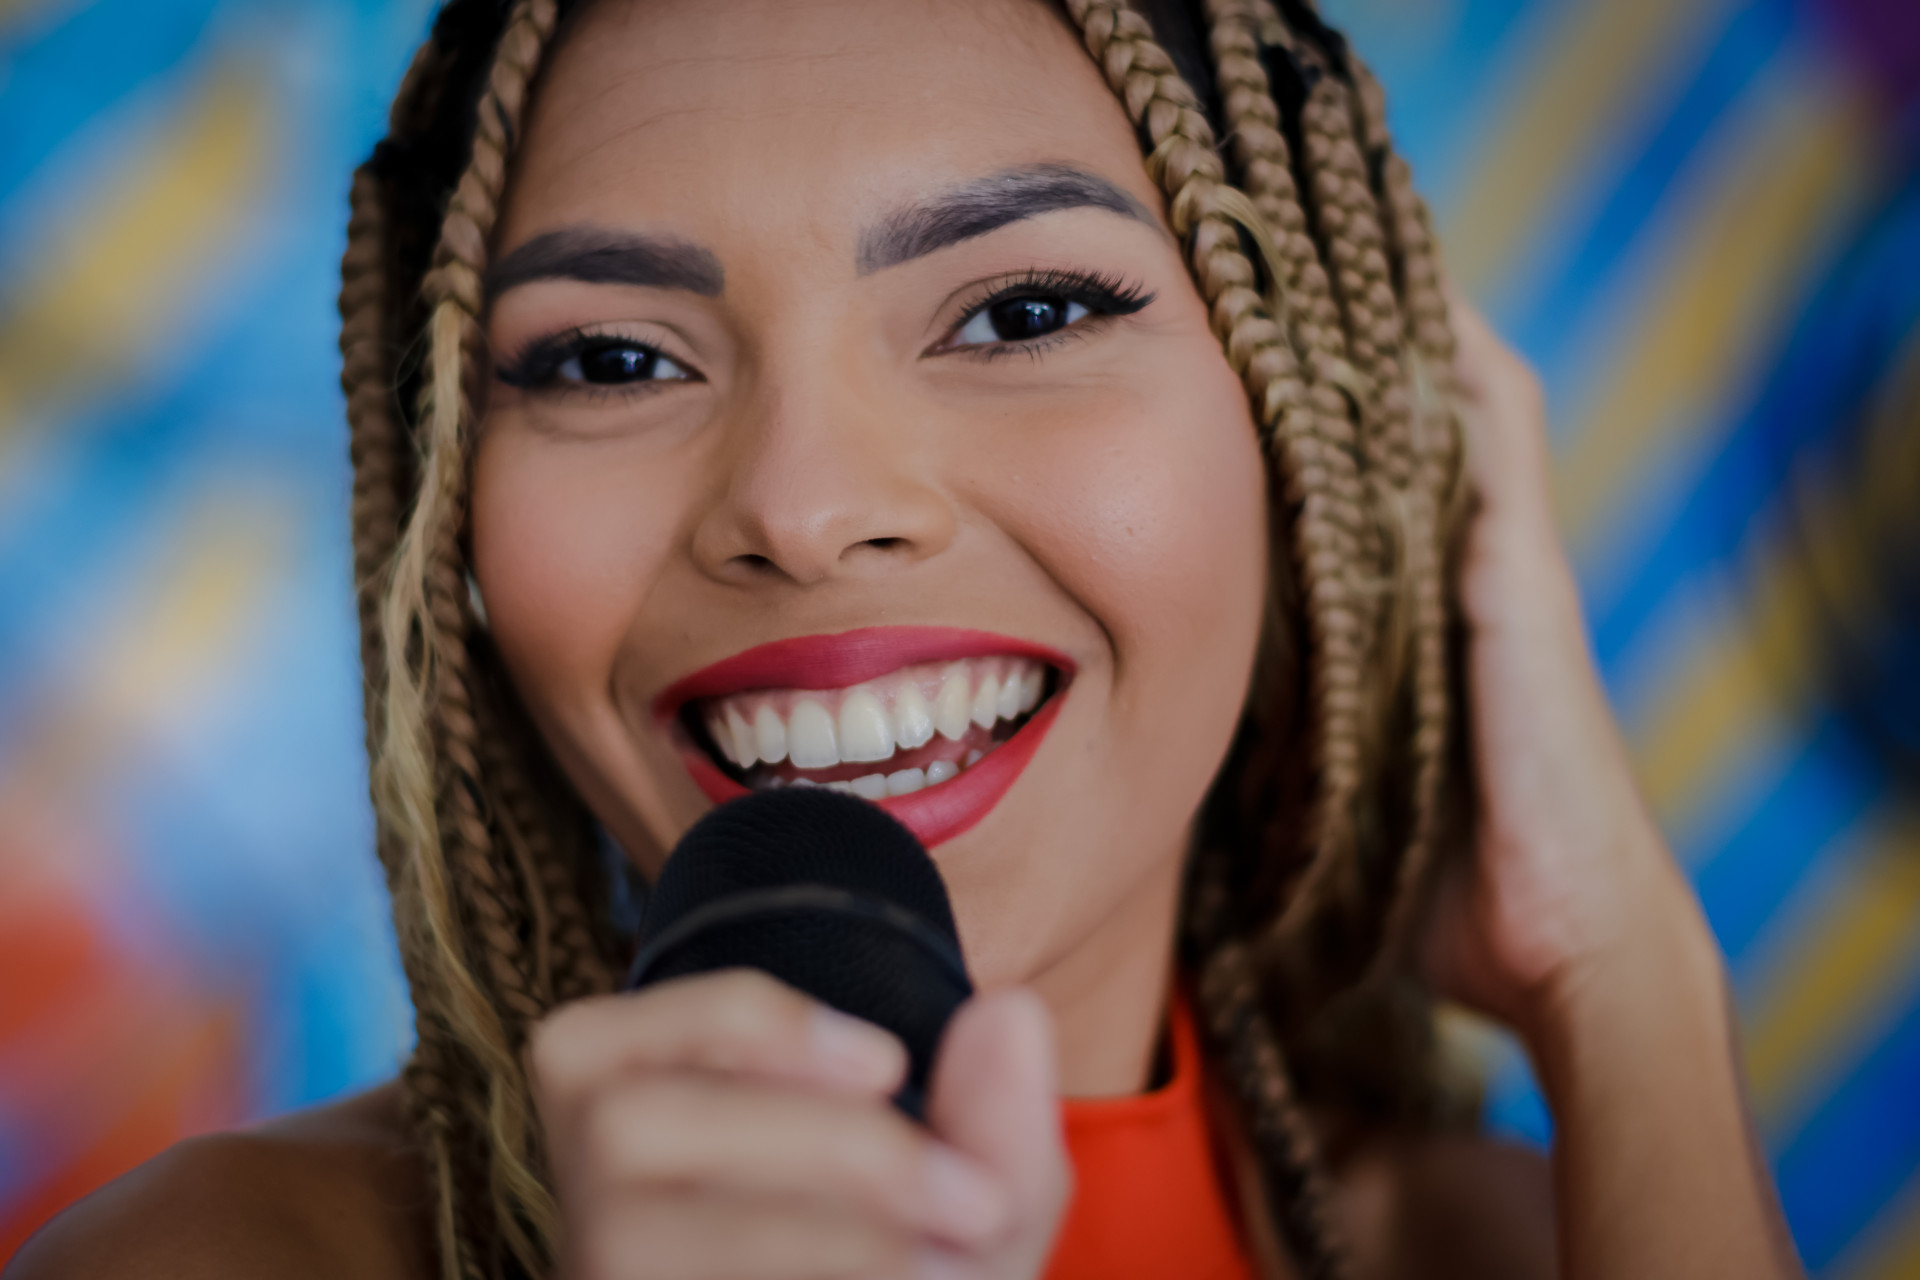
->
[529,791,1071,1280]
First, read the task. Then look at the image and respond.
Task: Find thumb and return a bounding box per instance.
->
[927,989,1072,1274]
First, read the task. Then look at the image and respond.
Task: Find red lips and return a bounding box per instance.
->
[657,627,1073,847]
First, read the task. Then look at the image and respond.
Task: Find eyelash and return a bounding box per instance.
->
[937,268,1154,361]
[494,325,692,399]
[491,267,1156,397]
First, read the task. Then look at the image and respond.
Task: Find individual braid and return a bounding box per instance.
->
[469,654,616,1005]
[340,37,497,1280]
[341,29,450,879]
[1208,0,1462,993]
[1199,0,1384,952]
[1255,11,1417,966]
[1183,843,1350,1279]
[1315,21,1465,977]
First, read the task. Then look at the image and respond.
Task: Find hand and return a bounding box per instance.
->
[530,970,1070,1280]
[1421,300,1715,1040]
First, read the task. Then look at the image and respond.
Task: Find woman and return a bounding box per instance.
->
[6,0,1800,1277]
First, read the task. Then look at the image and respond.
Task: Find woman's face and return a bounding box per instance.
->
[473,0,1267,1001]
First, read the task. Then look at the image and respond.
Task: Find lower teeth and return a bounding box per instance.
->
[758,744,985,796]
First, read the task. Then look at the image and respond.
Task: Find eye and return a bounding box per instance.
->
[952,295,1092,347]
[557,338,691,386]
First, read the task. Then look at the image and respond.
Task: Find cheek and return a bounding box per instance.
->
[469,429,680,736]
[990,340,1269,701]
[944,334,1268,982]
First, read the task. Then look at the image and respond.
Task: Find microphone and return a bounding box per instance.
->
[626,787,974,1119]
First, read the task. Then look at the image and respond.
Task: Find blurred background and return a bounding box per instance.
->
[0,0,1915,1269]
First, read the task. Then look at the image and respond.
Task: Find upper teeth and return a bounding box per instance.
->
[700,656,1047,772]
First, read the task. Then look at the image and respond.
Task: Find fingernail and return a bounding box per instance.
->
[924,1148,1007,1242]
[808,1006,901,1088]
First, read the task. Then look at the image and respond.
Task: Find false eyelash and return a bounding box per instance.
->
[495,326,590,389]
[958,268,1154,328]
[493,326,694,392]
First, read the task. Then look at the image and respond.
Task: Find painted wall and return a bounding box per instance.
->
[1,0,1915,1269]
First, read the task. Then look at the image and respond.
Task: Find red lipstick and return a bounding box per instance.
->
[659,627,1073,847]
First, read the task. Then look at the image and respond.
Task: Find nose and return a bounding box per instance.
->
[690,366,957,587]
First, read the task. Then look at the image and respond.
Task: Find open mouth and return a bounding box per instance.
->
[685,655,1058,798]
[656,628,1073,846]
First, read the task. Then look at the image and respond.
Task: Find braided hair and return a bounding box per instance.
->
[338,2,1474,1276]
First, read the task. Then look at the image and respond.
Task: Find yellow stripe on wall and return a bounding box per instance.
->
[1441,0,1724,296]
[0,0,57,27]
[1741,813,1920,1133]
[1630,531,1812,833]
[1628,334,1920,839]
[0,69,270,451]
[3,496,290,804]
[1551,69,1870,549]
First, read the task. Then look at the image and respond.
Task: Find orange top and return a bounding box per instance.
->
[1042,994,1259,1280]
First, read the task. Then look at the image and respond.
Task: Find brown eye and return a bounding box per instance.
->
[560,339,690,385]
[953,296,1090,346]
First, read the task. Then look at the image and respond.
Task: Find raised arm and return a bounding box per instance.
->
[1423,300,1802,1280]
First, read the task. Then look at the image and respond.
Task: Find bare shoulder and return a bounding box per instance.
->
[1331,1123,1557,1280]
[4,1082,435,1280]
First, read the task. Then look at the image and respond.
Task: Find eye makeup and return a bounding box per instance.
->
[932,267,1155,360]
[491,262,1158,402]
[493,324,700,395]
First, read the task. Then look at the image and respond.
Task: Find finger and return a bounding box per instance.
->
[567,1189,913,1280]
[927,989,1070,1267]
[566,1074,1007,1247]
[1444,290,1555,534]
[530,970,907,1117]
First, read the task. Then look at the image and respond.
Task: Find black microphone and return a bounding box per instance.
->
[626,787,974,1119]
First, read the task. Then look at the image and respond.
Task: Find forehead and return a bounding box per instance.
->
[501,0,1163,251]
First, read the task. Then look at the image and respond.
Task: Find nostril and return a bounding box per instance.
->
[734,552,777,573]
[861,537,909,552]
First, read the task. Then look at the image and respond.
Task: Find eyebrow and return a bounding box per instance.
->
[485,226,726,300]
[856,163,1159,275]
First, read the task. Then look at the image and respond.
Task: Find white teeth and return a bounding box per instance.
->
[886,767,927,796]
[1018,667,1044,712]
[838,689,894,763]
[703,654,1055,781]
[753,704,788,765]
[964,748,984,767]
[788,699,839,768]
[892,684,934,751]
[934,666,972,741]
[825,779,856,795]
[790,777,818,787]
[970,673,1000,730]
[925,759,959,785]
[849,772,890,801]
[726,706,758,768]
[995,668,1022,721]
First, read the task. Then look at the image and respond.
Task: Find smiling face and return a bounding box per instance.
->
[471,0,1269,1084]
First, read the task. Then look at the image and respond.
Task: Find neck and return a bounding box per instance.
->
[1027,842,1186,1097]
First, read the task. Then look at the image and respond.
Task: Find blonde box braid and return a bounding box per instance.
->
[1210,1,1456,990]
[339,1,1470,1277]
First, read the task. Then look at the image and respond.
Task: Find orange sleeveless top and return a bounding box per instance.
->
[1041,994,1259,1280]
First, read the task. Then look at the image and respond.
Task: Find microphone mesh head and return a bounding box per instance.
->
[631,789,971,1116]
[643,787,960,946]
